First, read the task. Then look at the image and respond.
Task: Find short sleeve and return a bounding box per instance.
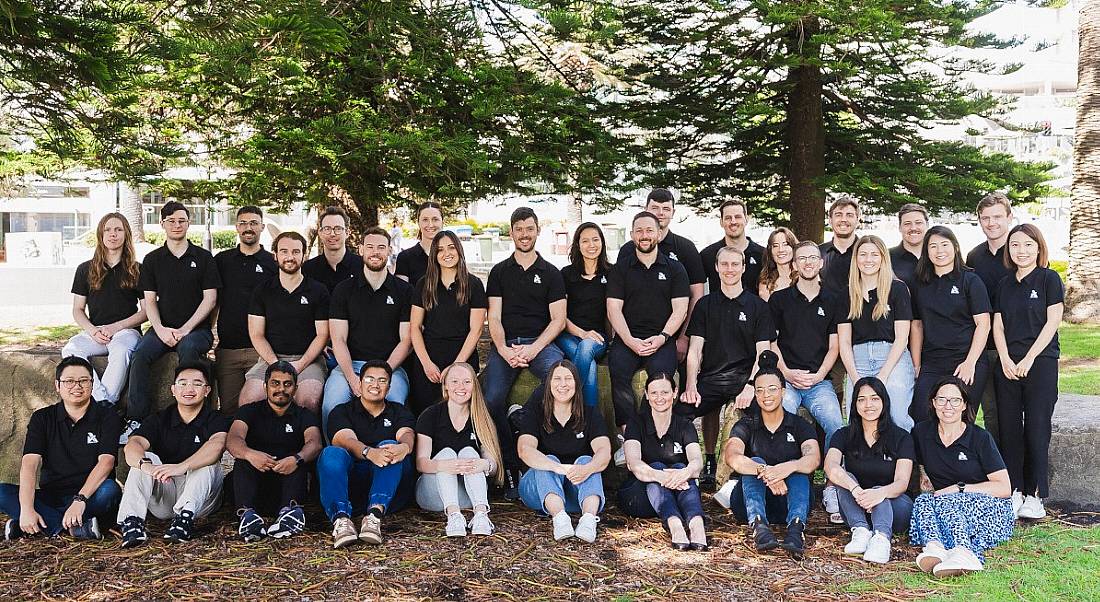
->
[201,254,223,290]
[546,268,566,304]
[395,251,412,280]
[469,276,488,309]
[890,280,913,321]
[975,428,1007,476]
[392,404,416,431]
[233,403,258,429]
[71,263,90,296]
[729,418,752,447]
[670,263,690,299]
[685,298,707,338]
[754,300,776,342]
[585,406,609,439]
[793,416,817,446]
[895,430,916,462]
[329,281,351,320]
[410,278,427,309]
[518,403,542,438]
[397,283,412,321]
[1045,269,1065,306]
[965,274,992,315]
[299,408,321,432]
[97,412,123,456]
[327,404,353,437]
[313,286,330,321]
[677,419,701,449]
[415,404,438,435]
[248,286,266,317]
[22,410,48,456]
[209,414,231,435]
[623,415,644,442]
[826,425,850,455]
[681,246,706,286]
[139,255,157,293]
[616,243,633,265]
[605,266,625,300]
[485,265,503,298]
[133,412,161,448]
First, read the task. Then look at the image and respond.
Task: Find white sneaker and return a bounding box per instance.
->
[1010,491,1024,518]
[916,541,948,573]
[714,479,738,509]
[843,526,872,556]
[445,512,467,537]
[823,485,843,523]
[552,512,574,540]
[933,546,983,577]
[862,532,891,564]
[575,513,600,543]
[1018,495,1046,519]
[614,434,627,467]
[469,510,494,536]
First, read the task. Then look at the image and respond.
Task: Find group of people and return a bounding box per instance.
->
[0,189,1063,576]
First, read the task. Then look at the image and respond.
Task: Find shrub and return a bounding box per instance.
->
[1050,260,1067,282]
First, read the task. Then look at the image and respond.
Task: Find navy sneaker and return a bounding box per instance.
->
[164,509,196,542]
[266,504,306,539]
[120,516,147,548]
[237,508,265,543]
[70,517,102,540]
[119,420,141,445]
[4,519,22,541]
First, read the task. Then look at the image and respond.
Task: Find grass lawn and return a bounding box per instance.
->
[1056,322,1100,396]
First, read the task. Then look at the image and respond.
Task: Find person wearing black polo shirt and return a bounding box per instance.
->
[319,360,416,548]
[824,377,914,564]
[555,222,611,408]
[415,363,503,537]
[700,199,766,297]
[125,201,222,439]
[619,373,708,551]
[302,206,362,294]
[62,213,145,406]
[118,361,230,547]
[681,246,773,487]
[228,361,322,542]
[909,226,992,423]
[724,351,820,559]
[992,224,1063,520]
[607,211,690,435]
[889,203,928,292]
[819,196,861,296]
[322,227,412,437]
[408,230,487,414]
[517,361,611,543]
[757,227,797,301]
[239,231,330,413]
[395,201,444,286]
[213,205,278,415]
[909,376,1012,577]
[1,357,122,541]
[483,207,567,494]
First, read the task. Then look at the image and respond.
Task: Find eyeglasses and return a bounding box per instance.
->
[173,380,209,388]
[754,385,781,395]
[362,376,389,384]
[163,218,189,226]
[933,396,964,408]
[320,226,346,235]
[237,220,262,228]
[794,256,820,263]
[59,378,93,389]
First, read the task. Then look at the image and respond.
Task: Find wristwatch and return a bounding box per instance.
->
[361,447,371,459]
[956,481,966,493]
[294,454,304,466]
[659,331,672,341]
[72,493,88,504]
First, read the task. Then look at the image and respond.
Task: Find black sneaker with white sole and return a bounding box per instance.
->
[699,456,717,489]
[119,420,142,445]
[70,517,102,540]
[266,504,306,539]
[237,508,265,543]
[120,516,148,548]
[4,519,22,541]
[503,468,521,502]
[164,509,196,542]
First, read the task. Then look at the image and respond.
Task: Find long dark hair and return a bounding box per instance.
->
[925,375,977,425]
[759,227,798,294]
[915,225,967,285]
[845,376,895,459]
[542,360,586,434]
[421,230,471,311]
[88,212,140,291]
[568,222,611,276]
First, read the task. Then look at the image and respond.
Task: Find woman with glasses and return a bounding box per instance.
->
[556,222,612,408]
[396,202,444,287]
[910,376,1013,577]
[757,227,797,301]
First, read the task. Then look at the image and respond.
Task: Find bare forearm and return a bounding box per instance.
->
[77,458,115,498]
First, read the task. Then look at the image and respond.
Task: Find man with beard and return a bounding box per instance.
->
[213,206,278,415]
[228,361,322,542]
[819,196,861,296]
[483,207,567,497]
[303,206,361,293]
[238,232,330,412]
[700,199,766,296]
[322,227,413,437]
[889,203,928,292]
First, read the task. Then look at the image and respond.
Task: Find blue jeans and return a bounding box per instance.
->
[0,481,122,536]
[555,333,607,407]
[127,328,214,420]
[844,342,915,431]
[482,337,565,468]
[729,457,811,526]
[782,380,843,448]
[316,443,414,521]
[519,455,605,515]
[836,482,913,537]
[321,364,409,438]
[616,462,704,525]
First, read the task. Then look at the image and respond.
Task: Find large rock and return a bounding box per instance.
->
[1048,394,1100,509]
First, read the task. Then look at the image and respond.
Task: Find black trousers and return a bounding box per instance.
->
[407,338,479,416]
[233,460,310,515]
[607,338,678,427]
[912,353,990,423]
[673,372,750,420]
[994,355,1058,498]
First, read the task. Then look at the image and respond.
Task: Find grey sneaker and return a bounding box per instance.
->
[359,513,383,545]
[332,516,357,549]
[575,513,599,543]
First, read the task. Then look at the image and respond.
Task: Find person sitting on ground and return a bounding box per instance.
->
[319,360,416,549]
[910,376,1013,577]
[228,361,322,542]
[724,350,820,559]
[618,372,708,551]
[117,360,230,547]
[415,362,503,537]
[517,360,611,543]
[824,376,914,564]
[1,356,122,541]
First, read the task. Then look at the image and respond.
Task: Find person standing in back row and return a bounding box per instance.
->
[395,201,444,287]
[700,199,766,297]
[819,196,861,296]
[889,204,928,293]
[303,206,361,294]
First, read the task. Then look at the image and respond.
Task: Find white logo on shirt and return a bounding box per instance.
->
[383,418,392,427]
[668,252,679,261]
[1030,290,1039,299]
[958,451,968,461]
[738,311,747,322]
[255,265,264,273]
[385,296,394,305]
[817,306,825,317]
[658,272,667,281]
[190,261,197,268]
[194,435,201,443]
[600,276,607,284]
[470,432,477,441]
[786,433,795,443]
[533,274,542,284]
[576,431,585,439]
[950,285,960,295]
[300,296,309,305]
[672,442,683,455]
[749,257,757,265]
[285,424,294,433]
[86,432,98,445]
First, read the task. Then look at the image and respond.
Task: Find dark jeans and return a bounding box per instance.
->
[835,480,913,537]
[482,337,564,469]
[316,443,414,522]
[912,353,990,423]
[994,355,1058,498]
[729,457,811,526]
[0,480,122,535]
[233,460,310,515]
[617,463,705,526]
[607,337,677,427]
[407,338,479,416]
[127,328,214,420]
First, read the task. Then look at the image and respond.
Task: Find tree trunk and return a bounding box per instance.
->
[1066,0,1100,323]
[118,182,145,243]
[785,16,826,244]
[564,191,584,224]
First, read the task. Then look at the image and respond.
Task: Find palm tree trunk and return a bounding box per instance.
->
[1066,0,1100,323]
[118,182,145,243]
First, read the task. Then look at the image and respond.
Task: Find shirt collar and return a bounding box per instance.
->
[354,271,398,292]
[169,404,210,427]
[351,399,390,419]
[626,251,670,269]
[53,401,95,426]
[502,252,547,271]
[261,400,300,419]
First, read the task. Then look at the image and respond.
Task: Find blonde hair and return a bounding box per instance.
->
[847,235,895,321]
[440,362,504,484]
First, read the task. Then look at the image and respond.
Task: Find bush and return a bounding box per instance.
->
[145,229,238,250]
[1050,260,1067,282]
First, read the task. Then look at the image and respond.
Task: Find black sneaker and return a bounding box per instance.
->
[781,518,805,560]
[751,517,779,552]
[164,509,196,542]
[4,519,22,541]
[265,504,306,539]
[120,516,147,548]
[699,456,717,489]
[237,508,265,543]
[507,404,526,433]
[70,517,102,540]
[503,468,521,502]
[119,420,141,446]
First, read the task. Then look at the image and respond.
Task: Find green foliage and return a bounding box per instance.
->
[144,230,237,250]
[1050,259,1067,281]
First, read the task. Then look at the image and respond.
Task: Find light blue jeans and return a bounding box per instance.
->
[554,333,607,407]
[322,363,409,438]
[519,455,605,515]
[844,341,915,431]
[782,380,843,449]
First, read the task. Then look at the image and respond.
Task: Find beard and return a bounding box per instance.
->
[635,239,657,254]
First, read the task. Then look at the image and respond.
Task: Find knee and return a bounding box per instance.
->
[318,446,350,470]
[649,461,668,470]
[574,455,593,466]
[433,448,458,461]
[93,479,122,503]
[457,447,480,460]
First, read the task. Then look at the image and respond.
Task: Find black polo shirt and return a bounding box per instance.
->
[827,424,915,488]
[519,401,609,465]
[415,402,481,455]
[840,280,913,345]
[485,253,567,340]
[23,402,122,495]
[234,401,320,459]
[819,239,855,295]
[248,276,330,355]
[912,421,1006,490]
[624,411,700,466]
[395,243,430,287]
[700,237,766,295]
[303,249,362,293]
[412,275,488,343]
[139,242,223,329]
[606,252,690,339]
[994,267,1063,361]
[71,260,142,327]
[889,245,919,293]
[966,242,1010,307]
[617,231,706,287]
[769,285,840,373]
[687,288,775,382]
[329,272,411,361]
[729,410,817,466]
[214,245,278,349]
[561,264,609,335]
[911,270,991,363]
[135,404,231,465]
[328,400,416,447]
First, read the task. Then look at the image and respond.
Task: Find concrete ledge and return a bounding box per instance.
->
[1048,395,1100,508]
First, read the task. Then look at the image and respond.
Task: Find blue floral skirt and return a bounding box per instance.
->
[908,492,1014,563]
